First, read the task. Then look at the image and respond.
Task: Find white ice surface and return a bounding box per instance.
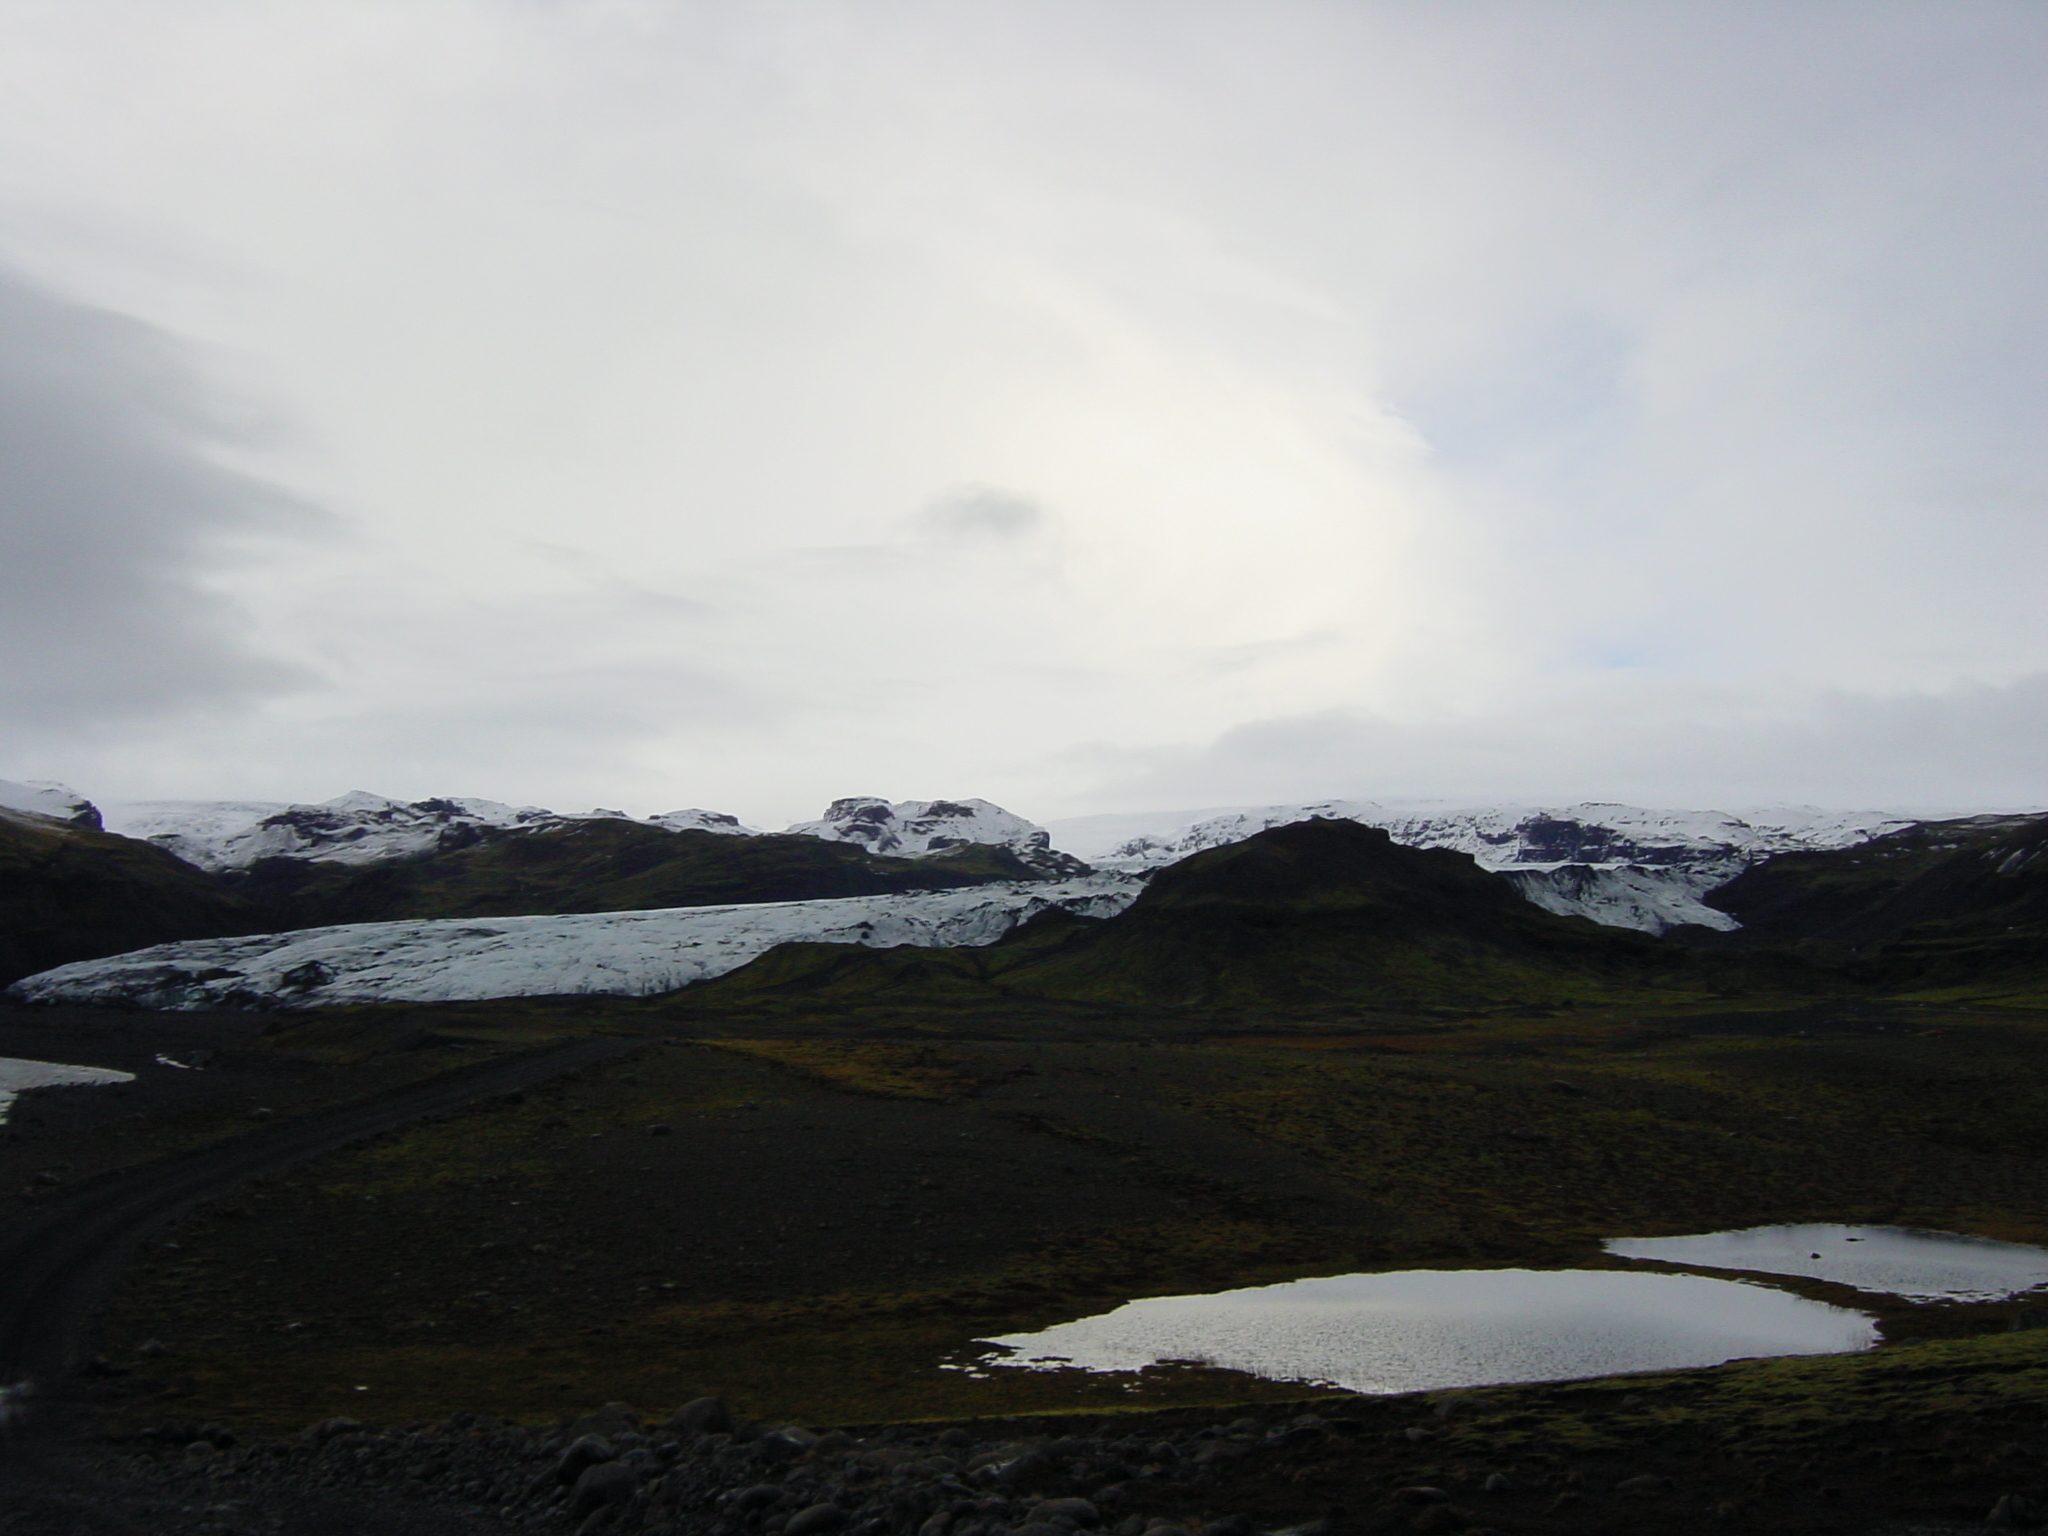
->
[5,877,1142,1011]
[1502,865,1743,935]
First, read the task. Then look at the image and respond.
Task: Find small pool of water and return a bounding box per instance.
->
[1606,1225,2048,1302]
[0,1055,134,1122]
[977,1268,1875,1395]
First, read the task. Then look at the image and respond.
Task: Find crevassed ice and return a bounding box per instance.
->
[5,877,1142,1011]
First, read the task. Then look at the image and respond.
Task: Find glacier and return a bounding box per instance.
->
[3,877,1142,1012]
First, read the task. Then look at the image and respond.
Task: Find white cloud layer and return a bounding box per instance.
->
[0,0,2044,822]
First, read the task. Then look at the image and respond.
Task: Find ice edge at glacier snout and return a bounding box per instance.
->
[3,878,1143,1011]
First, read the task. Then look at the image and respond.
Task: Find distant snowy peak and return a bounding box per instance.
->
[783,796,1087,877]
[98,792,555,872]
[644,808,759,836]
[0,778,101,830]
[788,795,1041,856]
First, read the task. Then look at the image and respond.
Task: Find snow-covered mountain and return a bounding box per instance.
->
[1046,800,1921,934]
[4,876,1141,1011]
[43,777,1961,937]
[94,791,1075,876]
[643,808,758,837]
[0,777,100,829]
[783,796,1088,878]
[97,792,760,873]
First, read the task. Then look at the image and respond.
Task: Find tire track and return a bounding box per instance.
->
[0,1033,640,1431]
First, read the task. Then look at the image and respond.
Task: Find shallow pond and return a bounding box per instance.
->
[978,1268,1876,1395]
[0,1055,133,1122]
[1606,1224,2048,1302]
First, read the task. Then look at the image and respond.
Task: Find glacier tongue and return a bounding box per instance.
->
[3,877,1142,1012]
[1503,865,1743,934]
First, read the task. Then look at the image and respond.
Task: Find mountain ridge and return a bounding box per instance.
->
[674,817,1781,1015]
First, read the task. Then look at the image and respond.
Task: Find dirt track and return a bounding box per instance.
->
[0,1034,639,1414]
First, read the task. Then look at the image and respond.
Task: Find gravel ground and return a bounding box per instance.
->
[9,1381,2045,1536]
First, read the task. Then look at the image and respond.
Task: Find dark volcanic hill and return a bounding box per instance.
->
[680,816,1764,1011]
[1705,812,2048,986]
[226,819,1066,930]
[0,811,257,987]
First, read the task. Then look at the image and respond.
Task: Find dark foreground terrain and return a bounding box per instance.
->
[9,986,2048,1534]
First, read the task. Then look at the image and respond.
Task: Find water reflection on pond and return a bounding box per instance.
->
[0,1055,133,1122]
[1606,1225,2048,1302]
[979,1269,1875,1395]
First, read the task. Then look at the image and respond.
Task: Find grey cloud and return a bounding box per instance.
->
[914,486,1047,543]
[0,270,317,730]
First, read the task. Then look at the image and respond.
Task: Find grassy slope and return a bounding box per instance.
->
[1707,813,2048,981]
[0,811,258,986]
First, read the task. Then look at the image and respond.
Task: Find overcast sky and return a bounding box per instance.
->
[2,0,2045,826]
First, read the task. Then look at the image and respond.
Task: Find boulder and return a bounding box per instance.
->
[785,1502,845,1536]
[568,1460,639,1521]
[1031,1499,1101,1527]
[665,1396,735,1437]
[555,1433,618,1485]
